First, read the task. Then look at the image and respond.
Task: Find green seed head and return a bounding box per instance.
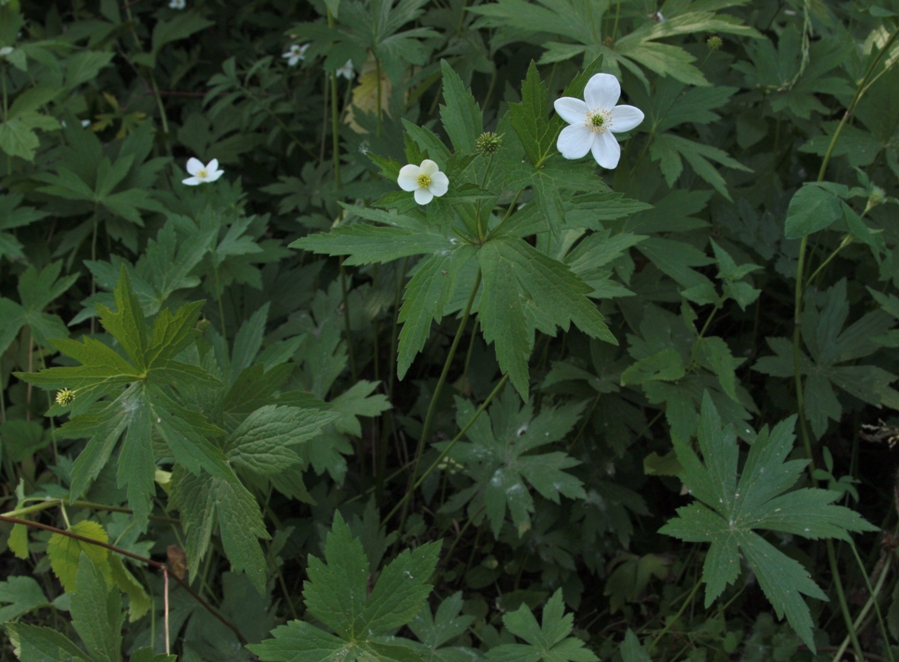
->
[707,36,723,51]
[476,131,503,155]
[56,388,76,406]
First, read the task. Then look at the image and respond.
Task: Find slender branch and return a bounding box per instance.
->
[0,515,248,646]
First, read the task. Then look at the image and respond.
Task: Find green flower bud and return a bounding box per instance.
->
[55,388,76,406]
[707,36,723,51]
[476,131,502,155]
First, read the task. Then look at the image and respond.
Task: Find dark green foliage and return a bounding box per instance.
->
[1,0,898,660]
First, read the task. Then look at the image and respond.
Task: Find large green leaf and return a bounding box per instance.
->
[659,394,877,651]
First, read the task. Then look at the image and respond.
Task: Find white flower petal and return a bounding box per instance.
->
[414,187,434,205]
[553,97,588,125]
[419,159,439,176]
[207,158,220,174]
[610,105,644,133]
[584,73,620,110]
[186,157,204,176]
[397,165,421,191]
[182,176,202,186]
[206,169,224,182]
[429,172,449,197]
[591,131,620,169]
[557,124,593,160]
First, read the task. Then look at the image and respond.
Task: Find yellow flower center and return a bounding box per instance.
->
[586,109,613,134]
[197,168,208,179]
[417,173,432,188]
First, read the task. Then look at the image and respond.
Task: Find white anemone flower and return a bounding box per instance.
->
[182,158,224,186]
[336,60,355,80]
[553,73,645,169]
[169,0,186,9]
[282,44,309,67]
[397,159,449,205]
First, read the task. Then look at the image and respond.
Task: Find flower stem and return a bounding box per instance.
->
[788,25,899,662]
[648,578,702,652]
[393,269,482,537]
[388,371,507,528]
[687,298,723,371]
[212,260,228,340]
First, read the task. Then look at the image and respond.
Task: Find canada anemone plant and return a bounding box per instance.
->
[1,1,899,661]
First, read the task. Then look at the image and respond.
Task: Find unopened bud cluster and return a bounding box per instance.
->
[707,36,723,51]
[476,131,502,155]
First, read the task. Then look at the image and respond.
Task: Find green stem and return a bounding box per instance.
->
[338,258,358,382]
[393,270,483,535]
[387,372,508,526]
[0,514,248,646]
[610,0,621,41]
[687,298,723,370]
[2,498,179,524]
[212,260,228,340]
[375,55,383,139]
[788,26,899,662]
[648,578,702,652]
[567,391,601,451]
[805,233,853,288]
[1,63,8,120]
[486,190,523,241]
[90,204,99,335]
[831,545,894,662]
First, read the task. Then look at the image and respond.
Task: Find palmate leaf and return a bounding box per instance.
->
[249,513,440,662]
[397,245,477,379]
[649,133,751,201]
[754,280,899,438]
[0,261,77,356]
[440,388,587,537]
[659,393,878,651]
[478,237,616,400]
[484,589,598,662]
[18,267,225,528]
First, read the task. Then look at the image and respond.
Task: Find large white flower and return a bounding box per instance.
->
[553,73,644,169]
[282,44,309,67]
[397,159,449,205]
[182,158,224,186]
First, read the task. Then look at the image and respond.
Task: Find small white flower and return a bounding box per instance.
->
[553,73,645,170]
[0,46,13,58]
[182,157,224,186]
[169,0,186,9]
[282,44,309,67]
[397,159,449,205]
[336,60,354,80]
